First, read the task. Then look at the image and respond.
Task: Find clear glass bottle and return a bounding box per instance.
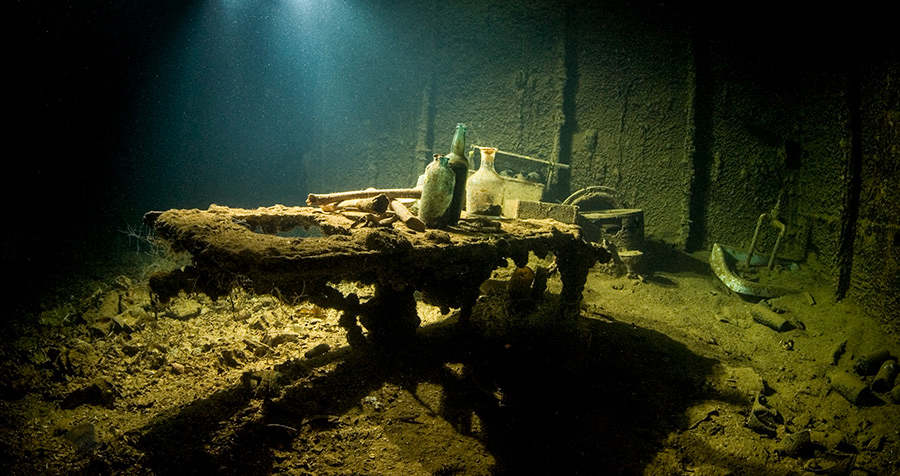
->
[443,123,468,225]
[466,146,505,216]
[418,154,455,229]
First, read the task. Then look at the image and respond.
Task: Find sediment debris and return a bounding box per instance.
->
[775,429,812,458]
[304,343,331,359]
[872,359,898,393]
[828,370,870,405]
[749,301,791,332]
[64,423,101,453]
[853,349,892,376]
[746,392,779,436]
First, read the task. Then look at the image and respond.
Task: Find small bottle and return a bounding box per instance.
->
[443,123,468,225]
[466,146,505,216]
[418,154,455,229]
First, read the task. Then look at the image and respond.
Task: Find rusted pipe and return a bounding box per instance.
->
[745,213,787,270]
[767,218,786,270]
[307,188,421,207]
[321,194,391,214]
[390,200,426,232]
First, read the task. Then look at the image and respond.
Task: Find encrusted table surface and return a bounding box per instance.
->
[144,204,609,346]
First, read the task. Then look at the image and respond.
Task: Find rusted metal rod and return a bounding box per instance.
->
[390,199,426,232]
[745,213,787,270]
[321,194,391,214]
[307,188,421,207]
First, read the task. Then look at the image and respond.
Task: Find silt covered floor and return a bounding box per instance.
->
[1,243,898,476]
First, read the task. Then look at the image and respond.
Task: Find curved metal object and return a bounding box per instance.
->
[562,186,622,208]
[710,243,796,298]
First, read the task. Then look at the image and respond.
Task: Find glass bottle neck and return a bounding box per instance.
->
[450,124,466,157]
[478,148,497,171]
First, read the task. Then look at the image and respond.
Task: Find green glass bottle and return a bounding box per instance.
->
[443,123,468,225]
[418,154,455,229]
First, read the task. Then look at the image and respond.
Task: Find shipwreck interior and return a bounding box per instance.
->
[4,1,899,475]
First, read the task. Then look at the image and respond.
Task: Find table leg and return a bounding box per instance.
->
[556,243,598,316]
[358,282,421,345]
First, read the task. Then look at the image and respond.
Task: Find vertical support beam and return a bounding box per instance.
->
[835,43,863,300]
[684,15,713,252]
[414,2,438,172]
[414,77,436,170]
[548,0,578,201]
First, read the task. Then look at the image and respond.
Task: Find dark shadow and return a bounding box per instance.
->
[436,315,718,475]
[644,239,712,277]
[136,386,254,475]
[135,304,720,476]
[640,274,679,288]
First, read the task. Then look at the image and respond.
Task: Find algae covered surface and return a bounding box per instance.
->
[1,242,898,476]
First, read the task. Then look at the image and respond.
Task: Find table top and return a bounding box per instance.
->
[144,204,604,303]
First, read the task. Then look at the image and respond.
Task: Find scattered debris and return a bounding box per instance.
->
[166,298,202,320]
[804,292,816,306]
[304,343,331,359]
[301,414,340,426]
[746,392,779,436]
[828,370,870,405]
[685,404,719,430]
[361,395,383,411]
[853,348,892,376]
[872,359,898,393]
[890,385,900,404]
[61,379,118,410]
[264,332,300,348]
[241,370,284,398]
[775,429,812,458]
[64,423,101,453]
[750,301,791,332]
[803,454,856,476]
